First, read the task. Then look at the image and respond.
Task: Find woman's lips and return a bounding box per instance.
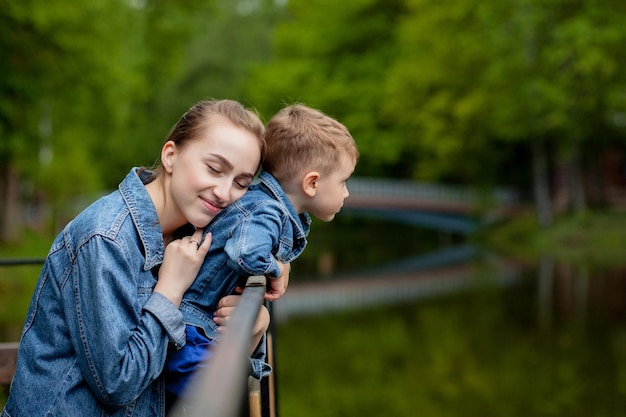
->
[201,197,223,215]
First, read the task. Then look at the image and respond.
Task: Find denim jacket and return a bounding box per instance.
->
[177,171,311,377]
[2,168,184,417]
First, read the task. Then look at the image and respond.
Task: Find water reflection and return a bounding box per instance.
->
[275,256,626,417]
[269,215,626,417]
[536,255,626,329]
[274,244,522,322]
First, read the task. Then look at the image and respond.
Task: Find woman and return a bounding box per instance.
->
[2,99,285,417]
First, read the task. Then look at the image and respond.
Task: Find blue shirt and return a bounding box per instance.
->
[169,171,311,387]
[3,168,185,417]
[181,171,311,327]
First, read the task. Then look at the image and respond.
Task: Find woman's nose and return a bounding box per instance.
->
[213,180,232,203]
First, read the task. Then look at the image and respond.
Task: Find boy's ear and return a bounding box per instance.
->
[302,171,320,197]
[161,141,176,173]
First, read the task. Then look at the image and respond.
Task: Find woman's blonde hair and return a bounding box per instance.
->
[166,99,265,152]
[153,99,265,176]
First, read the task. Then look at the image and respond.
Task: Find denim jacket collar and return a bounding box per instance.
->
[257,170,312,239]
[119,167,164,270]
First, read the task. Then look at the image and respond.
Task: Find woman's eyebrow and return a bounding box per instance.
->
[210,153,256,179]
[238,172,255,181]
[209,153,233,170]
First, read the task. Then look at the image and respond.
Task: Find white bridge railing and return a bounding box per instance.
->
[346,177,520,207]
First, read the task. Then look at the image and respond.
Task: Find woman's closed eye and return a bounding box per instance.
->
[234,180,251,190]
[208,164,222,175]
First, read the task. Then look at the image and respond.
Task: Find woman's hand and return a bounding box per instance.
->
[154,229,212,307]
[213,294,270,354]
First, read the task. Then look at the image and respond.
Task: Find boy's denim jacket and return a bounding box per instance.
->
[2,168,185,417]
[179,171,311,378]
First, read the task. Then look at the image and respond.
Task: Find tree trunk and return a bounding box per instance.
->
[552,158,570,214]
[0,164,22,243]
[532,140,552,228]
[568,146,587,213]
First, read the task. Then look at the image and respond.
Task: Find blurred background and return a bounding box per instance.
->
[1,0,626,415]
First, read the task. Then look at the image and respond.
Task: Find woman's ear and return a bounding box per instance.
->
[302,171,320,197]
[161,141,176,174]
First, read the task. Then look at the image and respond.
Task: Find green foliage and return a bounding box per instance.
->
[4,0,626,237]
[2,0,134,153]
[244,0,409,177]
[383,0,626,183]
[0,0,259,197]
[150,0,280,132]
[244,0,626,185]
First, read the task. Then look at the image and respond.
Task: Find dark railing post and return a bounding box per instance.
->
[262,303,278,417]
[0,343,19,387]
[0,258,46,266]
[169,275,267,417]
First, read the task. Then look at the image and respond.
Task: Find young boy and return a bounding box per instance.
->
[164,103,359,401]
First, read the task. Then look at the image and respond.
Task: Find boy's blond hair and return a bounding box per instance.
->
[263,104,359,182]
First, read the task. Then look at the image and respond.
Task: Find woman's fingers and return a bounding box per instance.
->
[197,231,212,255]
[185,229,211,255]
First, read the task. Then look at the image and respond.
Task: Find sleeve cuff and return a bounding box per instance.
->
[143,292,186,349]
[248,332,272,379]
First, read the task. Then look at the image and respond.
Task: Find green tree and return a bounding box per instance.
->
[385,0,626,224]
[244,0,408,177]
[0,0,240,241]
[247,0,626,224]
[154,0,280,114]
[0,0,144,239]
[119,0,221,176]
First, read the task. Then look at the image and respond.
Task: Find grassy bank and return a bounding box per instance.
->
[480,209,626,267]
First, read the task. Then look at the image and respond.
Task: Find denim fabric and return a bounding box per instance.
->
[167,171,311,389]
[2,168,184,417]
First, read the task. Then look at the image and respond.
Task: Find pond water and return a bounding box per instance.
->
[272,215,626,417]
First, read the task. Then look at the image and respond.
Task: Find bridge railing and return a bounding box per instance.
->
[347,177,520,205]
[0,260,275,417]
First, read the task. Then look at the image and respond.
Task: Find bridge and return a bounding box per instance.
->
[342,177,523,234]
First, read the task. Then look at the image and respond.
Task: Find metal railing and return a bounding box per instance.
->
[169,275,270,417]
[0,258,46,266]
[1,260,275,417]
